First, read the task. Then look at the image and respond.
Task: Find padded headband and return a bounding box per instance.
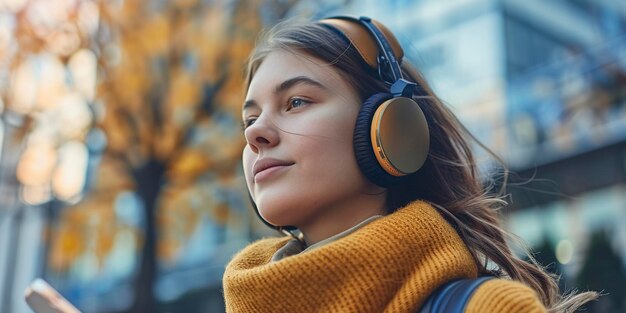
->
[319,16,404,71]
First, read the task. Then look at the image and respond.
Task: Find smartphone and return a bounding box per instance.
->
[24,278,81,313]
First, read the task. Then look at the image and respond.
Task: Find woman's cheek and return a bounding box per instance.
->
[242,147,255,193]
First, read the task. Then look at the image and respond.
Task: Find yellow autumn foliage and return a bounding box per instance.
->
[36,0,302,274]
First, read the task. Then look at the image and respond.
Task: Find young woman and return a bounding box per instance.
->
[223,16,597,312]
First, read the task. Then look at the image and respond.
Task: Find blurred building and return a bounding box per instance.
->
[350,0,626,311]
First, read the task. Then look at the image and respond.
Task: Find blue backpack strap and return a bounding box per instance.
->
[419,276,494,313]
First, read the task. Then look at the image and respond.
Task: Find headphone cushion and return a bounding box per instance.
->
[354,92,404,187]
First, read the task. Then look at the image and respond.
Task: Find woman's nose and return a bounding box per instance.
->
[244,115,279,153]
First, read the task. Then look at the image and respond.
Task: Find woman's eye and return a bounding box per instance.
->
[242,117,257,130]
[287,97,310,110]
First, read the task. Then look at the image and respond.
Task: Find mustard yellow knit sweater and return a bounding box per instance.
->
[223,200,546,313]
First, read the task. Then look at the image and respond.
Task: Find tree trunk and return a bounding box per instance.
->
[127,158,166,313]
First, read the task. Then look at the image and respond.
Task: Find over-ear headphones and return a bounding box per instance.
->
[319,16,430,187]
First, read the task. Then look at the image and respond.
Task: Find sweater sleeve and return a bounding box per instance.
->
[465,279,547,313]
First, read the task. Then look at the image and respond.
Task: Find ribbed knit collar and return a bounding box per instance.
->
[271,214,383,261]
[223,200,478,313]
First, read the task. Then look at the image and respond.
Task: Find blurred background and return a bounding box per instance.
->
[0,0,624,312]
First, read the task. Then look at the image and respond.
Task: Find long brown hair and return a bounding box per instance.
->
[244,18,598,312]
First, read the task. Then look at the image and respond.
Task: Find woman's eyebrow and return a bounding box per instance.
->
[243,99,257,111]
[274,75,327,95]
[243,76,327,110]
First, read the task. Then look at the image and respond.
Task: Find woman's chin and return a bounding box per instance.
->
[258,206,303,228]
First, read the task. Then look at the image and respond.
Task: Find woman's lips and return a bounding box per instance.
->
[253,158,294,182]
[254,165,291,182]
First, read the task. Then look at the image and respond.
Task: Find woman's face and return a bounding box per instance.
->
[242,50,383,232]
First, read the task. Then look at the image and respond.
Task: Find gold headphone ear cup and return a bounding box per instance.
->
[354,93,430,187]
[370,97,429,176]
